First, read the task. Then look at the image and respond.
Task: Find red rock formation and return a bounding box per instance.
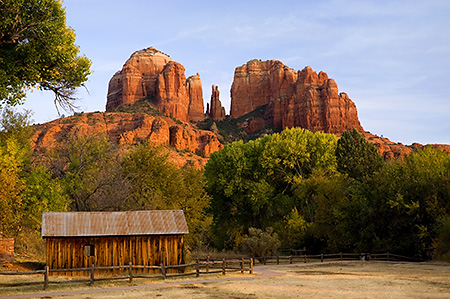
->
[32,112,222,167]
[207,85,226,121]
[187,73,205,121]
[155,61,189,121]
[230,60,363,134]
[106,47,204,123]
[107,47,172,111]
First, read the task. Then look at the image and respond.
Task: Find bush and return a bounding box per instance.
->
[241,227,280,258]
[436,217,450,261]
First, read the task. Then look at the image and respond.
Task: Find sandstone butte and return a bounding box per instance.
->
[31,47,449,166]
[106,47,205,122]
[230,59,363,134]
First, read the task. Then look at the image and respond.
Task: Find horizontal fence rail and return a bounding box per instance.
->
[0,253,425,290]
[0,258,253,290]
[252,252,425,265]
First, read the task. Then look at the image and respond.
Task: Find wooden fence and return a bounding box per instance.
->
[0,258,253,290]
[0,253,424,291]
[254,252,424,265]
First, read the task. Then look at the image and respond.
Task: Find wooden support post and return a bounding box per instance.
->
[289,255,293,264]
[387,252,390,261]
[304,254,307,263]
[340,252,343,261]
[241,258,244,274]
[90,264,95,286]
[128,262,133,283]
[277,255,279,265]
[222,258,226,275]
[44,266,49,290]
[160,263,167,280]
[321,253,323,262]
[196,259,200,277]
[263,256,266,265]
[206,256,210,273]
[250,258,253,274]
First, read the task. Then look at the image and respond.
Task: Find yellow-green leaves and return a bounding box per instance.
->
[0,0,91,111]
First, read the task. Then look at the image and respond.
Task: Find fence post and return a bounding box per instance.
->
[90,264,95,286]
[304,254,307,263]
[206,256,210,273]
[321,253,323,262]
[196,259,200,277]
[128,262,133,283]
[222,258,226,275]
[241,258,244,274]
[387,252,390,261]
[277,255,279,265]
[340,252,343,261]
[250,258,253,274]
[289,255,293,264]
[44,266,49,290]
[263,256,266,265]
[160,263,167,280]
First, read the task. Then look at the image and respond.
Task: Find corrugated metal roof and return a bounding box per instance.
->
[42,210,189,237]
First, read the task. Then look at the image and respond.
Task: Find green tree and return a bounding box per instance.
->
[121,143,180,210]
[205,128,338,250]
[358,147,450,257]
[0,0,91,111]
[435,217,450,261]
[0,106,67,251]
[335,128,383,180]
[121,143,212,249]
[0,136,26,236]
[294,172,354,253]
[43,133,122,211]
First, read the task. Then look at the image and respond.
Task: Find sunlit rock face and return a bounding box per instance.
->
[106,47,204,122]
[32,112,222,168]
[230,60,363,134]
[206,85,226,121]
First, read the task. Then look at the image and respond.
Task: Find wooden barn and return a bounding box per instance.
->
[41,210,188,275]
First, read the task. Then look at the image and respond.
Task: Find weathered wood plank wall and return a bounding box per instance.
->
[45,235,184,275]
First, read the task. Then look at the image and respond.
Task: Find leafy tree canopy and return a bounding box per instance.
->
[336,128,383,180]
[205,128,338,250]
[0,0,91,112]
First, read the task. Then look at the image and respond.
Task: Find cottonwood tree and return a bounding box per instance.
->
[205,128,338,250]
[0,0,91,112]
[0,107,66,243]
[335,128,383,180]
[43,133,123,211]
[121,142,212,248]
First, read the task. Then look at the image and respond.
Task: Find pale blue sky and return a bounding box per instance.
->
[22,0,450,145]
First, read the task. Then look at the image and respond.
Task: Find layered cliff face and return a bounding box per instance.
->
[106,47,204,122]
[230,60,363,134]
[32,112,222,168]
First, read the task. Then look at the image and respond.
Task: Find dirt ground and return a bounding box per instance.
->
[1,261,449,298]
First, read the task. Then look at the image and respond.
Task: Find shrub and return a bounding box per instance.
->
[241,227,281,258]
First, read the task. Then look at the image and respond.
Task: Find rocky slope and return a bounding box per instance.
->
[32,108,222,168]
